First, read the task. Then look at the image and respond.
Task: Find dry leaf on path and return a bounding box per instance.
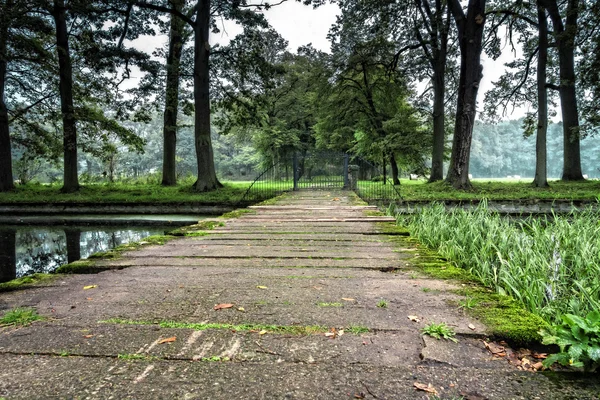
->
[83,335,94,339]
[237,307,245,312]
[159,337,176,344]
[484,341,505,356]
[407,315,420,322]
[413,382,438,395]
[342,298,355,302]
[256,285,268,289]
[83,285,97,290]
[258,330,267,335]
[214,303,234,310]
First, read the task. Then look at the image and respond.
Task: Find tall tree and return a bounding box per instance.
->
[161,0,187,186]
[533,2,549,187]
[445,0,487,189]
[0,0,14,191]
[412,0,454,182]
[539,0,584,180]
[51,0,79,192]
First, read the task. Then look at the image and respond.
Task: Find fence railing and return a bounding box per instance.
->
[239,152,402,205]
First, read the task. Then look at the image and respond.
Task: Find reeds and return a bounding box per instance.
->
[400,202,600,323]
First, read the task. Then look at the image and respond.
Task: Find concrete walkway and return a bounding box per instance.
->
[0,190,598,399]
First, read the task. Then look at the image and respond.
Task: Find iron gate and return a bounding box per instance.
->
[240,151,401,204]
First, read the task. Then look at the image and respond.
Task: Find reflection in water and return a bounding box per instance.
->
[0,226,167,283]
[0,228,17,283]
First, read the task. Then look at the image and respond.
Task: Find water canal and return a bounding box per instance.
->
[0,214,206,284]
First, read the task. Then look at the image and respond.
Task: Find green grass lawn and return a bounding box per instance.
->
[1,177,598,204]
[0,180,253,205]
[396,179,600,201]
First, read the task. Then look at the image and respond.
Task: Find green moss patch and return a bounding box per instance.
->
[0,273,58,293]
[377,222,410,236]
[169,220,223,236]
[455,287,548,345]
[101,318,328,335]
[220,209,256,219]
[55,260,104,274]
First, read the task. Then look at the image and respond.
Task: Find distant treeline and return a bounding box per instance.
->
[469,120,600,179]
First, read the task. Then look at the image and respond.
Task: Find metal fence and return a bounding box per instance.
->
[240,152,401,205]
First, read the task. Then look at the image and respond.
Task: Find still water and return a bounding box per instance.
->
[0,226,172,283]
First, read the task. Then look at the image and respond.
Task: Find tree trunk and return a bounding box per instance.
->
[533,3,549,188]
[53,0,79,192]
[0,227,16,283]
[65,228,81,264]
[192,0,222,191]
[543,0,583,181]
[428,2,450,183]
[0,0,14,192]
[445,0,486,190]
[390,153,400,185]
[429,63,446,182]
[162,0,185,186]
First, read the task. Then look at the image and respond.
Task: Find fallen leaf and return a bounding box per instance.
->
[408,315,420,322]
[83,285,97,290]
[532,352,548,359]
[332,197,340,201]
[468,323,476,330]
[256,285,268,289]
[413,382,438,395]
[86,297,93,301]
[325,332,336,337]
[532,361,544,371]
[214,303,234,310]
[237,307,245,312]
[342,298,355,302]
[83,334,94,339]
[484,341,505,356]
[354,393,365,399]
[159,337,176,344]
[258,330,267,335]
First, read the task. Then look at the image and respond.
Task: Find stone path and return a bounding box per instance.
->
[0,190,598,399]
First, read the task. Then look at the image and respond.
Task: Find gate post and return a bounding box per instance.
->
[293,152,298,191]
[343,153,350,189]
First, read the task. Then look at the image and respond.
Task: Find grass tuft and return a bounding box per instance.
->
[0,307,43,327]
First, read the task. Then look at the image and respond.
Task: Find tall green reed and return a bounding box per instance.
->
[399,202,600,323]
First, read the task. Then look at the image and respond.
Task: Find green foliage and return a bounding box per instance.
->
[376,299,388,308]
[541,311,600,371]
[421,322,458,343]
[404,203,600,324]
[0,307,43,327]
